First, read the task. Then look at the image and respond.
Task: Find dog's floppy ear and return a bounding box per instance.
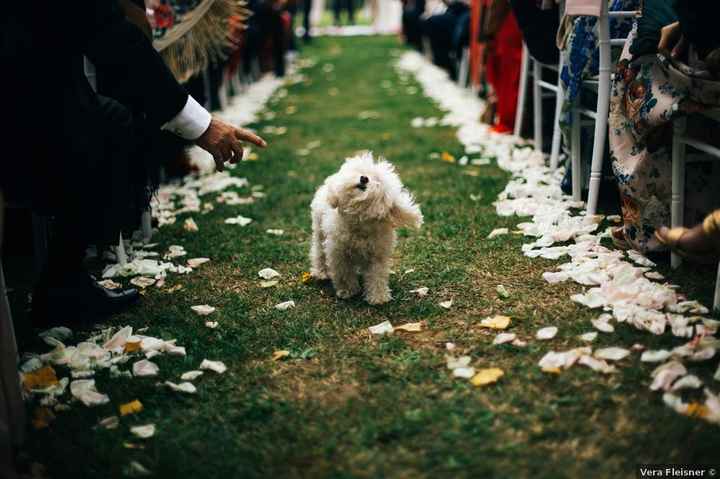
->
[390,191,423,229]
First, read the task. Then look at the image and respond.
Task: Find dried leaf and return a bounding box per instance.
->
[272,350,291,361]
[480,315,511,330]
[119,400,144,416]
[441,151,455,163]
[23,366,59,391]
[470,368,504,386]
[301,272,312,284]
[395,322,423,333]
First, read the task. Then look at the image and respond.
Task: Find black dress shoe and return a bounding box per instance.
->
[32,271,140,328]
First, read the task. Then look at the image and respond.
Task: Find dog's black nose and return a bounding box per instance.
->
[360,176,369,184]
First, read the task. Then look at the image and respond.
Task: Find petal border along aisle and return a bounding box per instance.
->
[396,50,720,426]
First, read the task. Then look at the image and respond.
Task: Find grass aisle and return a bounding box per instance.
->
[28,36,720,478]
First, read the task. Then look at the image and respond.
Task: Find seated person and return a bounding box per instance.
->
[421,0,470,79]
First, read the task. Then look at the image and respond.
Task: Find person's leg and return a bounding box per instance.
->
[491,13,522,133]
[272,13,287,77]
[333,0,342,25]
[347,0,355,24]
[303,0,312,40]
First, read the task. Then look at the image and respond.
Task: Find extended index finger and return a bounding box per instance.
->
[235,128,267,148]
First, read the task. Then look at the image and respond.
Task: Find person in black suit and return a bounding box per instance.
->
[1,0,267,326]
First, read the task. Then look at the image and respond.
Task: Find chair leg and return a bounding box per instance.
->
[457,47,470,88]
[141,210,153,244]
[532,59,543,152]
[671,117,687,269]
[714,262,720,312]
[549,54,565,170]
[586,7,611,217]
[513,44,529,138]
[571,103,582,202]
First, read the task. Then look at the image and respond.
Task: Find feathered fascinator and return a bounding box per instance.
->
[148,0,250,82]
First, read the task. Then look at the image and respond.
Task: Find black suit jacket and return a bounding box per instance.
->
[1,1,189,207]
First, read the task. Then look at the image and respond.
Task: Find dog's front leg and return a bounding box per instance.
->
[328,248,361,299]
[363,257,392,305]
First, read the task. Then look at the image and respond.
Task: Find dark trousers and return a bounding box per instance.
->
[333,0,355,25]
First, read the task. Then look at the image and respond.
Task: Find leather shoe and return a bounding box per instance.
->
[32,271,140,328]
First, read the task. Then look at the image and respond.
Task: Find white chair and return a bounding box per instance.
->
[514,44,566,170]
[670,110,720,311]
[569,4,638,211]
[457,47,470,88]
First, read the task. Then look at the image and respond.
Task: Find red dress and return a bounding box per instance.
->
[485,11,522,133]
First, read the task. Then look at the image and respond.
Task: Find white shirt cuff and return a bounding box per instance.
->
[162,95,212,140]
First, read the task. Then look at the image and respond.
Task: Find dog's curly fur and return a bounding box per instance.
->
[310,152,423,304]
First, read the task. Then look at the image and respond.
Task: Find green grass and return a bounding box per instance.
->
[21,36,720,479]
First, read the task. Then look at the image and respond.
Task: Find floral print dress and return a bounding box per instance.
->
[609,26,720,253]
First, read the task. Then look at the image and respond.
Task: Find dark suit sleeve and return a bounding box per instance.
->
[71,0,189,128]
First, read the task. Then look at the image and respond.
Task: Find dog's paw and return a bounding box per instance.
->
[365,291,392,305]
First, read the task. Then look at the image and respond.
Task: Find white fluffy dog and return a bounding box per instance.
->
[310,152,423,304]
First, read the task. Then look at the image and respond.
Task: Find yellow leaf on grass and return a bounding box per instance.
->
[395,322,423,333]
[32,407,55,430]
[22,366,59,391]
[441,152,456,163]
[685,402,710,418]
[301,272,312,284]
[120,400,144,417]
[471,368,504,387]
[124,340,142,354]
[272,350,290,361]
[479,315,511,330]
[541,367,562,374]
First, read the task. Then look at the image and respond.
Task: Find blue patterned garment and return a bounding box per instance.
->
[558,0,639,134]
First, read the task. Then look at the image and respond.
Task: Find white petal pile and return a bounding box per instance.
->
[398,50,720,426]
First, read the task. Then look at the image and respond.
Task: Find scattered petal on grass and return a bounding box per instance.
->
[125,461,151,477]
[205,321,219,329]
[671,375,703,391]
[439,300,453,309]
[187,258,210,268]
[410,287,429,297]
[395,322,423,333]
[199,360,227,374]
[538,348,591,373]
[579,332,598,342]
[130,277,155,289]
[98,279,122,290]
[369,320,394,336]
[130,424,156,439]
[645,271,665,280]
[191,305,215,316]
[607,214,622,223]
[446,356,471,370]
[493,333,516,345]
[39,327,73,343]
[119,400,144,416]
[132,360,159,378]
[470,368,504,386]
[164,245,187,259]
[594,347,631,361]
[536,327,558,340]
[70,379,110,407]
[272,350,291,361]
[578,355,616,374]
[163,381,197,394]
[183,218,198,232]
[591,314,615,333]
[487,228,509,239]
[275,300,296,311]
[266,229,284,236]
[496,285,510,299]
[98,416,119,430]
[511,338,528,347]
[641,350,672,363]
[480,315,511,330]
[452,367,476,379]
[225,215,253,226]
[627,249,656,267]
[181,371,204,381]
[260,280,279,288]
[470,193,483,202]
[651,361,687,391]
[445,342,456,351]
[258,268,281,280]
